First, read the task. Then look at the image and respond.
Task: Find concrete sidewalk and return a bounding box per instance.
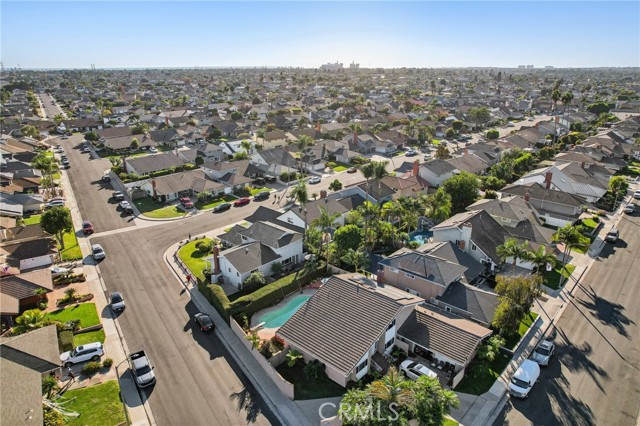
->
[164,237,312,426]
[58,163,155,426]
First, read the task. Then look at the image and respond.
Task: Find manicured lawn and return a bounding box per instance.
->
[73,328,105,347]
[581,218,599,229]
[23,214,42,225]
[431,139,441,145]
[543,263,576,290]
[60,230,82,261]
[333,165,348,172]
[443,418,459,426]
[178,238,214,282]
[454,352,512,395]
[503,312,539,349]
[195,194,236,210]
[47,303,100,328]
[45,151,54,157]
[248,186,269,196]
[134,198,185,218]
[65,381,126,426]
[276,362,346,400]
[572,234,594,254]
[52,172,61,180]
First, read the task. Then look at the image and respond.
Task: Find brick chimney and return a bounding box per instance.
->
[151,178,157,198]
[544,171,553,189]
[316,121,321,132]
[320,190,327,199]
[413,160,419,177]
[165,117,169,127]
[524,192,530,202]
[464,148,468,155]
[581,161,585,169]
[376,269,385,285]
[212,245,221,274]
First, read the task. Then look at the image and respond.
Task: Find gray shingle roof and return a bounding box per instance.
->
[421,159,457,176]
[278,275,422,375]
[220,241,280,274]
[126,152,185,174]
[436,282,499,325]
[397,304,492,365]
[418,241,485,284]
[237,221,302,249]
[380,249,468,287]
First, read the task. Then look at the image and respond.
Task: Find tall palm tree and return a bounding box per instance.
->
[497,238,530,266]
[294,135,314,174]
[290,181,309,243]
[311,206,341,263]
[341,248,371,275]
[425,187,452,223]
[240,139,252,155]
[348,122,362,147]
[525,246,557,275]
[382,201,404,247]
[367,366,413,407]
[402,208,420,235]
[360,162,376,201]
[372,160,389,204]
[551,89,562,143]
[561,92,574,116]
[552,224,585,287]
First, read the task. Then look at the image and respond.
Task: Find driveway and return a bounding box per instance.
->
[494,211,640,426]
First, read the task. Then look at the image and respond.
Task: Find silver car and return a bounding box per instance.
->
[92,244,106,260]
[531,340,555,366]
[110,292,125,312]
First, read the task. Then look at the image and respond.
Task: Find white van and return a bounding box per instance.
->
[509,359,540,398]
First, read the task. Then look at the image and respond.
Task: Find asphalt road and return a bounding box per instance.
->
[38,92,65,119]
[494,211,640,426]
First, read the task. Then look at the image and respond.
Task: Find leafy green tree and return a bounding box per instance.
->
[233,151,248,161]
[195,156,204,166]
[442,171,479,212]
[451,120,463,132]
[468,106,491,126]
[41,207,73,249]
[32,153,57,197]
[130,137,139,150]
[424,187,452,222]
[243,271,266,290]
[333,224,363,256]
[435,145,450,160]
[476,335,506,368]
[493,275,543,336]
[341,248,371,274]
[20,125,39,138]
[131,123,149,135]
[85,131,99,141]
[586,101,613,115]
[328,179,343,191]
[486,129,499,140]
[609,176,628,195]
[445,127,455,139]
[230,111,243,120]
[240,139,252,155]
[482,175,506,191]
[497,238,529,265]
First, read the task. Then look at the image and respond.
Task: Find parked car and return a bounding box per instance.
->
[61,158,70,168]
[55,145,63,153]
[102,171,111,182]
[61,135,69,140]
[50,266,73,276]
[149,147,158,153]
[507,121,515,127]
[113,191,125,201]
[308,176,321,184]
[129,350,156,388]
[624,203,635,214]
[405,149,418,156]
[605,228,619,243]
[400,360,437,380]
[119,200,134,214]
[509,359,540,398]
[82,146,91,153]
[194,313,214,332]
[180,197,194,209]
[110,292,125,313]
[633,190,640,200]
[213,202,232,212]
[347,167,358,173]
[253,191,270,201]
[531,340,555,366]
[45,199,66,209]
[60,342,104,367]
[82,220,94,235]
[91,244,106,260]
[234,197,250,207]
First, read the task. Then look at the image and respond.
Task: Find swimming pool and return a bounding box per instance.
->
[409,230,433,245]
[257,295,311,328]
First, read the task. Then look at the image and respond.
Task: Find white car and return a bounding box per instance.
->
[45,199,66,209]
[308,176,321,184]
[50,266,73,276]
[531,340,555,366]
[624,203,635,214]
[149,147,158,153]
[92,244,106,260]
[60,342,104,367]
[110,292,125,313]
[633,190,640,200]
[82,146,91,153]
[509,359,540,398]
[400,360,437,380]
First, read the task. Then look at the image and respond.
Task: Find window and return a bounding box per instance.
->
[356,359,368,374]
[282,256,293,266]
[228,268,231,273]
[386,319,396,331]
[389,267,399,273]
[385,337,395,349]
[405,272,415,279]
[445,306,452,313]
[406,288,421,297]
[287,217,294,224]
[236,272,240,277]
[471,243,477,251]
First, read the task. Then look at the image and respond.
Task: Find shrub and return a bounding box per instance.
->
[62,319,80,332]
[280,172,289,181]
[259,341,273,359]
[270,336,285,352]
[197,281,230,322]
[486,129,500,140]
[81,361,102,376]
[304,359,326,381]
[326,161,337,169]
[102,358,113,369]
[195,240,213,253]
[484,190,497,199]
[58,330,74,352]
[596,210,607,217]
[243,271,266,292]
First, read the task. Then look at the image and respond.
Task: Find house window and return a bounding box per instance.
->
[282,256,294,266]
[388,267,399,273]
[406,288,421,297]
[471,243,477,251]
[445,306,452,313]
[251,268,259,274]
[228,268,231,273]
[386,319,396,331]
[385,337,395,349]
[236,272,240,277]
[287,217,294,224]
[405,272,415,279]
[356,359,368,374]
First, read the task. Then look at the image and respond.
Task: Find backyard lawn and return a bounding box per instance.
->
[543,263,576,290]
[134,198,185,219]
[73,328,105,347]
[276,362,346,400]
[23,214,42,225]
[503,312,539,350]
[178,238,214,282]
[454,352,511,395]
[60,230,83,261]
[47,303,100,328]
[65,381,126,426]
[195,194,236,210]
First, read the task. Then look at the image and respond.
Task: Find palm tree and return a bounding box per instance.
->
[358,201,380,251]
[372,160,389,204]
[497,238,530,266]
[348,122,362,147]
[12,309,51,335]
[402,208,420,235]
[294,135,314,174]
[382,201,404,247]
[425,188,452,223]
[290,181,309,242]
[561,92,574,116]
[311,206,341,264]
[359,162,376,201]
[341,248,371,274]
[42,375,60,399]
[240,139,252,155]
[551,89,562,143]
[32,153,56,198]
[368,366,413,407]
[553,224,585,287]
[525,246,557,275]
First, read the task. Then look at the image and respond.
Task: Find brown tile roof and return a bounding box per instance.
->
[0,269,53,314]
[398,304,492,365]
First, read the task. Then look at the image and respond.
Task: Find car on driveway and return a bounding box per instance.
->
[624,203,635,214]
[605,228,619,243]
[633,190,640,200]
[405,149,418,156]
[45,199,66,209]
[531,340,555,366]
[82,220,94,235]
[60,342,104,367]
[91,244,106,260]
[82,146,91,153]
[234,197,250,207]
[509,359,540,398]
[180,197,194,209]
[149,147,158,153]
[213,202,232,212]
[113,191,125,201]
[110,292,126,313]
[400,360,437,380]
[194,313,214,332]
[308,176,321,184]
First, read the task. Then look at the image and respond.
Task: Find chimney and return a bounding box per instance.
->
[353,130,358,145]
[151,178,157,198]
[464,148,468,155]
[376,269,385,285]
[413,160,419,177]
[165,117,169,126]
[524,192,530,202]
[534,122,539,129]
[320,190,327,199]
[460,222,472,245]
[544,171,553,189]
[581,161,585,169]
[316,121,321,132]
[212,245,221,275]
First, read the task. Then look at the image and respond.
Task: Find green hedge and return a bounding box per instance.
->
[197,281,230,322]
[59,330,74,352]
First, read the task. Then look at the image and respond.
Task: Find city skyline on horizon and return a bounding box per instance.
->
[2,1,639,69]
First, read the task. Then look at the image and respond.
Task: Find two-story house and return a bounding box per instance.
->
[419,159,458,187]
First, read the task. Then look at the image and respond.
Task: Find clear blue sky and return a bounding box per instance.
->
[2,1,639,69]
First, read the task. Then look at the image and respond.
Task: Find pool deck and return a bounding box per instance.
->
[251,288,317,339]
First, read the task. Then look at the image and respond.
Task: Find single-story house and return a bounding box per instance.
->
[124,152,185,175]
[139,169,226,202]
[0,269,53,320]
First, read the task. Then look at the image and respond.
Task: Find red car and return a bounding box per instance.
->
[234,197,250,207]
[82,221,94,235]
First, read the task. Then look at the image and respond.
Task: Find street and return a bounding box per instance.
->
[494,211,640,425]
[38,92,65,119]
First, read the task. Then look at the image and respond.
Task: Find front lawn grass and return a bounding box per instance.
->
[443,419,459,426]
[60,230,82,260]
[134,198,185,219]
[65,381,126,426]
[23,214,42,225]
[543,263,576,290]
[73,328,105,347]
[276,362,346,400]
[454,352,511,395]
[333,165,348,172]
[572,234,594,254]
[178,238,214,282]
[431,139,441,145]
[47,303,100,328]
[502,312,539,349]
[581,218,599,229]
[195,194,236,210]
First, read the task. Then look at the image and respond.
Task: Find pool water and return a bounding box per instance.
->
[409,230,433,245]
[258,295,311,328]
